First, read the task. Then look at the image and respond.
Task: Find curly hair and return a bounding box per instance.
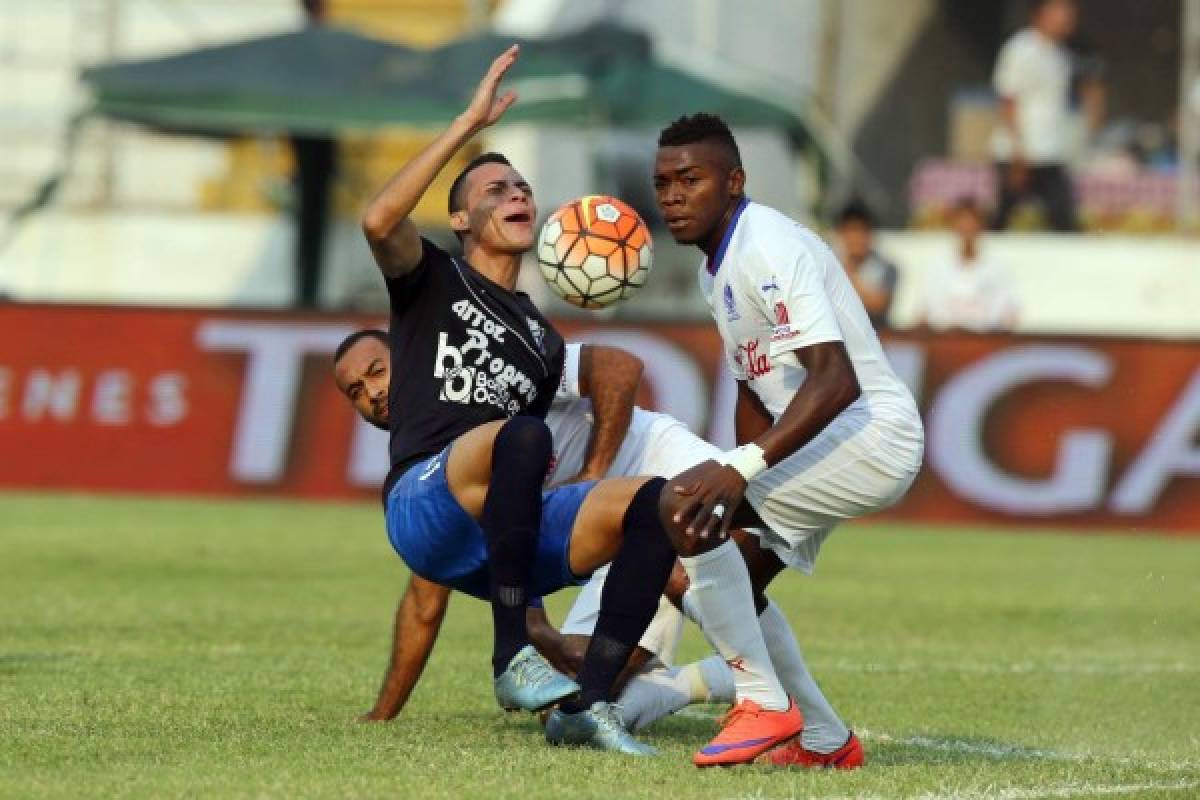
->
[657,113,741,167]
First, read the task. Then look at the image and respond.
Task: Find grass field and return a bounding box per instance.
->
[2,493,1198,799]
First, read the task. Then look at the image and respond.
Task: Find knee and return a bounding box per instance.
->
[657,478,685,527]
[495,415,553,465]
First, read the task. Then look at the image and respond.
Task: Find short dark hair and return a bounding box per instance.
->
[334,328,388,364]
[835,200,876,228]
[657,113,742,167]
[448,152,512,214]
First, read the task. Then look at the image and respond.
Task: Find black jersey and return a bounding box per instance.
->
[382,238,565,496]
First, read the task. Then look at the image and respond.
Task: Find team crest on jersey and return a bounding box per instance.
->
[723,284,740,321]
[774,301,790,326]
[525,317,547,354]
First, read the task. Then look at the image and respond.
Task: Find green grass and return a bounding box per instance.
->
[2,493,1198,799]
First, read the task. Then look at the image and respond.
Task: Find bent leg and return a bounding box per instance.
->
[658,467,790,715]
[560,477,676,713]
[443,419,507,518]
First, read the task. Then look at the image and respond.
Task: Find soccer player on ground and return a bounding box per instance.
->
[652,113,925,768]
[333,330,735,731]
[359,44,675,754]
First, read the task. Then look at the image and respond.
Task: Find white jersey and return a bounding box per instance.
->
[922,254,1020,333]
[544,344,713,483]
[699,199,917,425]
[698,199,924,558]
[990,28,1071,164]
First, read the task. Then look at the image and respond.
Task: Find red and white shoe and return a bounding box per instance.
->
[755,731,866,769]
[693,698,803,768]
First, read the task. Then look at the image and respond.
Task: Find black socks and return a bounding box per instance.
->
[562,477,675,712]
[481,416,553,676]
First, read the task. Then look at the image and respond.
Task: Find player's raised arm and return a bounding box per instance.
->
[568,344,643,482]
[360,574,452,721]
[362,45,521,278]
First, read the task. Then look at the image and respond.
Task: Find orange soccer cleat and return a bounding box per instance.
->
[693,698,803,768]
[755,731,866,769]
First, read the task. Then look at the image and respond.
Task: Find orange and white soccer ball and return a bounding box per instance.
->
[537,195,653,309]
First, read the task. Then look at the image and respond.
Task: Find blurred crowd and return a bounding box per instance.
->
[834,198,1019,335]
[915,0,1196,235]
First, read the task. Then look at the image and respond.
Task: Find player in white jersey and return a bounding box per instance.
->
[335,330,735,729]
[653,113,925,768]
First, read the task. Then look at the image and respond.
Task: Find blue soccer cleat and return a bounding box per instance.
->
[545,701,658,756]
[493,645,580,712]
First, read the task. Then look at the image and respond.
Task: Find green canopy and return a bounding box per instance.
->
[80,23,808,138]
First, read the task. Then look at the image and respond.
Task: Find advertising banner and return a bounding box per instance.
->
[2,305,1198,532]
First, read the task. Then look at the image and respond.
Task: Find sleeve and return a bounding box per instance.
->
[762,242,844,359]
[383,237,440,311]
[725,344,749,381]
[555,343,584,401]
[993,37,1029,98]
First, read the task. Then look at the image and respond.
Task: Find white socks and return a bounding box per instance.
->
[679,540,789,712]
[759,599,849,754]
[691,653,736,704]
[615,655,736,732]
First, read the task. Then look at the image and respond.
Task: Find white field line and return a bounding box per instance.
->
[674,710,1200,773]
[814,660,1199,676]
[734,779,1200,800]
[856,729,1200,773]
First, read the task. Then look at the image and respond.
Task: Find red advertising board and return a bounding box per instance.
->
[2,304,1199,532]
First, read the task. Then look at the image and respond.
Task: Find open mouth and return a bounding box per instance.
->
[666,217,690,231]
[503,211,532,224]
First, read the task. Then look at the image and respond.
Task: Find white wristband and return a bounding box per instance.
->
[722,443,768,483]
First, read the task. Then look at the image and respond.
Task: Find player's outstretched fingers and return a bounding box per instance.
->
[466,45,521,129]
[658,477,703,555]
[690,495,726,540]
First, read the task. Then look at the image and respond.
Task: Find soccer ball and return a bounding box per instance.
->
[537,195,653,309]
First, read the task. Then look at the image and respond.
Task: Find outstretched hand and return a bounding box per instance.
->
[460,44,520,132]
[670,460,747,541]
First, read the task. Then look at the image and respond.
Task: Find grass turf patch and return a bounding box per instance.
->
[2,492,1198,799]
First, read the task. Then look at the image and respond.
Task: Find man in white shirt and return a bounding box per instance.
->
[921,198,1020,333]
[653,113,924,768]
[990,0,1081,231]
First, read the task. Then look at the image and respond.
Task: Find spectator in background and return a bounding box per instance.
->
[990,0,1085,232]
[833,201,898,329]
[921,199,1019,333]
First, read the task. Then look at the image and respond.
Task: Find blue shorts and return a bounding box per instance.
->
[385,446,597,601]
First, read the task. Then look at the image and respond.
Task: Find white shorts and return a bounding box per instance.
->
[745,399,924,572]
[560,564,685,663]
[560,416,718,662]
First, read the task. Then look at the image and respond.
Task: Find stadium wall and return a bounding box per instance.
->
[5,217,1199,339]
[3,304,1199,534]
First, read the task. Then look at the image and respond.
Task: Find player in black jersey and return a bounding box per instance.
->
[359,44,675,755]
